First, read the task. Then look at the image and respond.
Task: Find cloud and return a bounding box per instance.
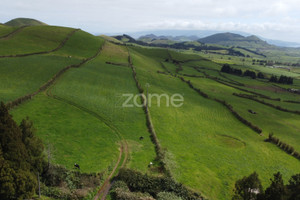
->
[1,0,300,42]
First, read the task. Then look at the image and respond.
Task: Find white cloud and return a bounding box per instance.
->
[1,0,300,42]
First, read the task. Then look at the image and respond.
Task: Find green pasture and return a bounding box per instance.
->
[50,43,156,173]
[129,47,300,199]
[0,26,74,55]
[11,94,119,173]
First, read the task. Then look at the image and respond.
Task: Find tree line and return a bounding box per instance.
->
[233,93,300,115]
[270,75,294,85]
[220,64,264,79]
[232,171,300,200]
[266,133,300,160]
[221,64,294,85]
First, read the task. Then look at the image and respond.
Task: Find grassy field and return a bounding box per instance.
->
[51,30,105,59]
[11,93,120,173]
[49,42,156,173]
[0,26,74,55]
[0,55,81,102]
[128,46,300,199]
[0,27,107,103]
[0,24,17,37]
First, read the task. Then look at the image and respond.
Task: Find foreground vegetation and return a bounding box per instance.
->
[232,171,300,200]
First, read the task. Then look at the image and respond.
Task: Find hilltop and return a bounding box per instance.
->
[138,34,199,42]
[5,18,47,26]
[197,32,272,48]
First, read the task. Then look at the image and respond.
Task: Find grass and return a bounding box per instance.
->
[0,55,81,102]
[188,75,300,152]
[0,24,17,37]
[50,30,105,59]
[129,46,170,61]
[49,42,156,173]
[11,94,119,173]
[129,46,300,200]
[182,65,300,150]
[0,26,74,55]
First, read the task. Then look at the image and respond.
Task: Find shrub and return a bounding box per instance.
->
[115,168,202,200]
[157,192,182,200]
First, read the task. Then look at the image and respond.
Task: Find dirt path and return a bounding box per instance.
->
[0,28,80,58]
[0,26,28,40]
[97,139,128,200]
[93,141,124,200]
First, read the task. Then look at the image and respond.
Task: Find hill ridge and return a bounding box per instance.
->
[5,18,47,27]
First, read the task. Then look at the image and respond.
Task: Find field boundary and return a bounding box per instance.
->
[233,93,300,115]
[6,41,104,109]
[0,25,28,39]
[0,28,80,58]
[105,61,129,67]
[158,62,263,134]
[194,67,282,101]
[265,134,300,161]
[127,46,171,176]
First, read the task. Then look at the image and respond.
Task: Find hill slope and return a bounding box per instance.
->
[198,32,272,48]
[5,18,47,26]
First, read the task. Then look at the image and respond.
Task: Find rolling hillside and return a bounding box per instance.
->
[197,32,271,48]
[1,21,300,199]
[5,17,47,26]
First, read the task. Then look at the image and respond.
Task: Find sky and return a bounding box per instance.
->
[1,0,300,43]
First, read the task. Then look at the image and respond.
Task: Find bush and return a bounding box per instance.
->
[157,192,182,200]
[115,168,202,200]
[112,188,154,200]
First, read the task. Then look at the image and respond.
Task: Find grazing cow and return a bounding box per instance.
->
[139,136,144,140]
[248,110,257,114]
[74,163,80,169]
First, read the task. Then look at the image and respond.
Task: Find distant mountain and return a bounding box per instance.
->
[198,32,272,49]
[138,34,199,42]
[118,30,251,40]
[262,38,300,48]
[113,34,136,43]
[5,18,47,27]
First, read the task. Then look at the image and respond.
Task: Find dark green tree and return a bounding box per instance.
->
[0,102,44,199]
[264,172,288,200]
[257,72,264,79]
[243,70,257,79]
[221,64,232,73]
[287,174,300,200]
[270,75,278,83]
[19,117,45,173]
[232,172,263,200]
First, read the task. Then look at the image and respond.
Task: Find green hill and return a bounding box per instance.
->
[198,32,272,49]
[5,17,47,26]
[1,23,300,200]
